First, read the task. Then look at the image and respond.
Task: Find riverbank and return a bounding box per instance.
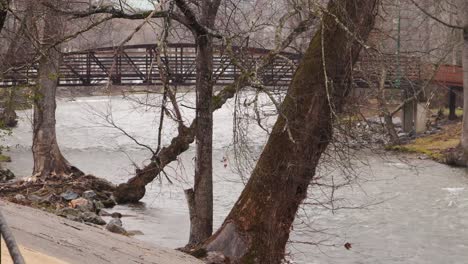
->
[0,200,202,264]
[386,120,464,165]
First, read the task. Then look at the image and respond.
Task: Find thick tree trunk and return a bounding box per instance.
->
[32,3,82,178]
[461,13,468,161]
[0,0,8,33]
[202,0,379,263]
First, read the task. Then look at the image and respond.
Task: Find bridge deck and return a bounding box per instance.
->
[0,43,462,90]
[0,43,300,88]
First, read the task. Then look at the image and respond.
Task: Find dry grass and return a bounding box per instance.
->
[387,122,461,161]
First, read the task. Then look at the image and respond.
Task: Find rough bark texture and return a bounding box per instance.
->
[187,1,221,246]
[0,0,8,33]
[32,3,82,177]
[461,7,468,162]
[202,0,379,263]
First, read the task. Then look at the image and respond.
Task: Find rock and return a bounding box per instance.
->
[80,212,106,225]
[14,194,26,202]
[106,218,126,235]
[57,208,106,225]
[43,193,63,204]
[60,190,79,201]
[70,198,94,211]
[397,132,408,138]
[93,200,105,211]
[27,194,43,202]
[203,252,227,264]
[101,198,116,208]
[106,213,126,234]
[0,169,15,182]
[57,207,81,218]
[82,190,97,200]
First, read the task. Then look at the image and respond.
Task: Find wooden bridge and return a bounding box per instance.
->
[0,43,301,88]
[0,43,462,94]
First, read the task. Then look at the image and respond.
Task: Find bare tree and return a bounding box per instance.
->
[200,0,380,262]
[32,1,82,177]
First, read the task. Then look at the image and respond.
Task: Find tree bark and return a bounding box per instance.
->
[186,0,221,246]
[461,6,468,162]
[0,0,8,33]
[202,0,379,263]
[376,68,400,144]
[32,2,82,178]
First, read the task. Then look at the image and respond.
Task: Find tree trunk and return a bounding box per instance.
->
[32,3,82,178]
[0,0,8,33]
[376,68,400,144]
[461,9,468,162]
[202,0,379,263]
[187,1,221,246]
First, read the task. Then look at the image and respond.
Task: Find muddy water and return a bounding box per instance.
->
[4,94,468,263]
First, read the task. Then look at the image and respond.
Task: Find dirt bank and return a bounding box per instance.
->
[0,200,202,264]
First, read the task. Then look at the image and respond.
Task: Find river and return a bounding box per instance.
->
[4,93,468,263]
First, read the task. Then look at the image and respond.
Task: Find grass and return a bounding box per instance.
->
[430,108,464,118]
[0,154,11,162]
[387,122,461,161]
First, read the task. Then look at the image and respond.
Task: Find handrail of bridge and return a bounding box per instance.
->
[0,43,301,88]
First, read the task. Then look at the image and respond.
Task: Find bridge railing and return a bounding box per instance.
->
[0,43,301,88]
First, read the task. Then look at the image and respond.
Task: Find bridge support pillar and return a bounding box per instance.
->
[414,103,428,134]
[448,86,457,120]
[402,99,415,133]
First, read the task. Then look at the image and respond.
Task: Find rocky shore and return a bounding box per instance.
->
[0,200,203,264]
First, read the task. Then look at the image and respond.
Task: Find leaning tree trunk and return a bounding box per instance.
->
[202,0,379,263]
[32,3,82,178]
[461,7,468,162]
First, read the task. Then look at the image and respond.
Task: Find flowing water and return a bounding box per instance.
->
[4,93,468,264]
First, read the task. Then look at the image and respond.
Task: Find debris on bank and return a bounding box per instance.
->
[0,174,125,230]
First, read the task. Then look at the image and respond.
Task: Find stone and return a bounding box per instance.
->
[101,198,116,208]
[397,132,408,138]
[93,200,105,211]
[60,190,79,201]
[80,212,106,225]
[57,207,81,218]
[14,194,26,202]
[0,169,15,182]
[82,190,97,200]
[27,194,43,202]
[43,194,63,204]
[57,208,106,225]
[70,198,94,211]
[106,218,127,235]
